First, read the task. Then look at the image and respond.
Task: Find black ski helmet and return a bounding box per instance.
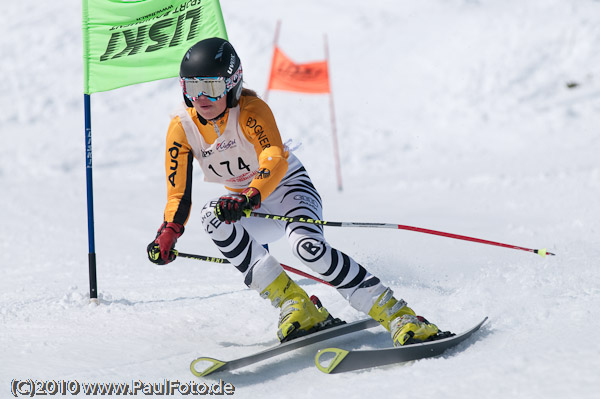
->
[180,37,243,108]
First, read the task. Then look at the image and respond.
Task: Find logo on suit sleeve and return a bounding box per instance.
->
[168,141,182,187]
[257,168,271,179]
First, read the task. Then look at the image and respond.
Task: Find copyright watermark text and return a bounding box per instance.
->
[10,379,235,397]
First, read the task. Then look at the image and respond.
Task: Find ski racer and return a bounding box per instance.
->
[147,37,439,347]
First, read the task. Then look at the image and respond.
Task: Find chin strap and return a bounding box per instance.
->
[195,111,207,125]
[194,108,229,126]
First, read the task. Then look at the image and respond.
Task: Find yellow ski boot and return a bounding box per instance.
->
[261,272,335,342]
[369,288,439,346]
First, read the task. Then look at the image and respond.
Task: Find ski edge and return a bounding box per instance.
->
[315,316,488,374]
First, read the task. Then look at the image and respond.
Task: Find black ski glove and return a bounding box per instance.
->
[215,187,261,223]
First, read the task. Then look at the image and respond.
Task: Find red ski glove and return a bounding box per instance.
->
[147,222,184,265]
[215,187,261,223]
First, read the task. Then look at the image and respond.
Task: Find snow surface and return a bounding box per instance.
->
[2,0,600,398]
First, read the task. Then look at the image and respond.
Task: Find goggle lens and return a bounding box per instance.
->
[181,78,227,102]
[180,64,243,103]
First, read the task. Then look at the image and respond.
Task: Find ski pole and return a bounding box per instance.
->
[243,211,555,258]
[172,250,332,286]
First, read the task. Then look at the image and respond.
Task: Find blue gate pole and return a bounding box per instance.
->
[84,94,98,303]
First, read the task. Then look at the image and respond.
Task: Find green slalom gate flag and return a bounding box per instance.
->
[82,0,228,94]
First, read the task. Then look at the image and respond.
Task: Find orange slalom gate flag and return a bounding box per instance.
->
[267,47,330,94]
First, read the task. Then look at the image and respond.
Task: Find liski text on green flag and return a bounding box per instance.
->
[82,0,227,94]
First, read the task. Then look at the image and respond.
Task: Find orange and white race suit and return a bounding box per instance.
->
[163,93,289,225]
[160,93,388,315]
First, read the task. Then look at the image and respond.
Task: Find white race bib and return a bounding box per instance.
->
[174,105,260,188]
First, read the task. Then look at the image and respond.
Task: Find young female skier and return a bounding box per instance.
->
[148,37,439,346]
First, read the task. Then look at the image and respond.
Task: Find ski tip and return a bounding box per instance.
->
[315,348,349,374]
[190,357,227,377]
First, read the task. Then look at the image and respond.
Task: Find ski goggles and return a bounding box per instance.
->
[180,65,243,102]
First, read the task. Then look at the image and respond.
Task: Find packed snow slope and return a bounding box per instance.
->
[2,0,600,398]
